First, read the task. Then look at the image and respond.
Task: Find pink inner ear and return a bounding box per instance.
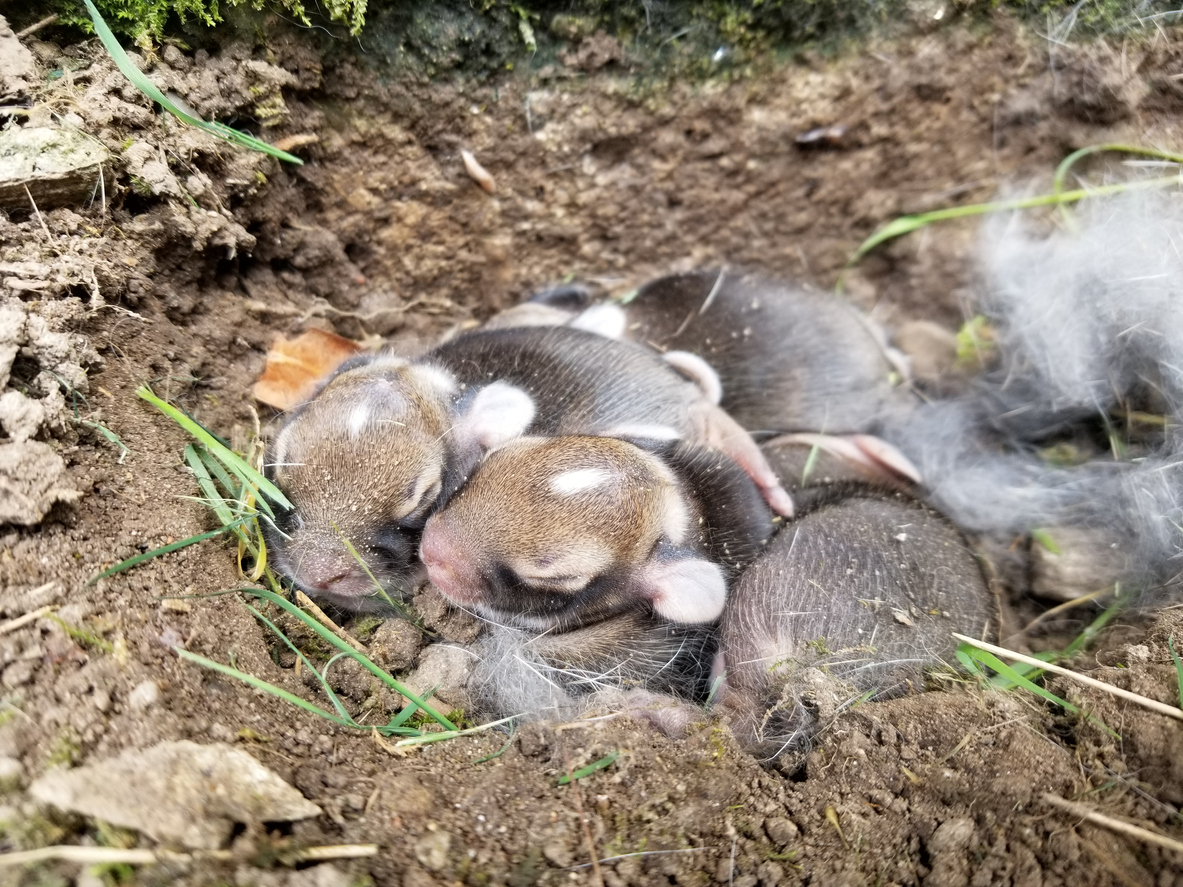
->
[455,381,536,452]
[636,556,727,624]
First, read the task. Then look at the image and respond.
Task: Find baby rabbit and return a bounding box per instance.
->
[430,433,991,743]
[420,433,774,632]
[714,483,996,763]
[523,270,907,435]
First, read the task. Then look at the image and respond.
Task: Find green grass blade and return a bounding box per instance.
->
[1053,144,1183,197]
[81,0,303,165]
[852,215,932,260]
[1061,590,1127,658]
[473,723,517,763]
[850,176,1182,263]
[557,750,619,785]
[184,445,239,530]
[986,652,1057,689]
[962,647,1080,713]
[386,693,435,729]
[333,526,402,613]
[86,522,242,585]
[1168,636,1183,710]
[394,716,517,748]
[239,587,457,730]
[1030,529,1062,556]
[78,419,129,461]
[192,445,245,504]
[955,646,983,677]
[193,442,274,523]
[238,599,430,737]
[800,442,820,487]
[243,602,359,725]
[138,386,292,510]
[965,648,1116,738]
[704,672,726,709]
[175,648,355,726]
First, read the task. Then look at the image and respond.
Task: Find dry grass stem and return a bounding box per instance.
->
[16,14,59,37]
[0,847,161,867]
[1020,588,1112,636]
[0,605,56,636]
[292,844,380,861]
[295,590,368,652]
[1043,794,1183,856]
[0,842,379,868]
[953,634,1183,722]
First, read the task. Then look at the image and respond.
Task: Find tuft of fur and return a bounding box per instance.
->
[466,611,718,722]
[981,191,1183,433]
[883,191,1183,599]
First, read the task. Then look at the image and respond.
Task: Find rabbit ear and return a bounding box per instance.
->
[661,350,723,405]
[632,551,727,625]
[454,381,536,452]
[569,303,628,340]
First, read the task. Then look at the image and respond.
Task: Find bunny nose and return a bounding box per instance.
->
[296,560,377,598]
[420,520,482,605]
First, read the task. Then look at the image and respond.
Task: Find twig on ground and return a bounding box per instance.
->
[0,605,57,636]
[24,185,51,240]
[16,14,58,37]
[0,843,379,868]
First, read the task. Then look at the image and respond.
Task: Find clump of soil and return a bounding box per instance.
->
[2,9,1183,887]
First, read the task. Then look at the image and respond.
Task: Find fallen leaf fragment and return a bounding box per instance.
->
[253,328,364,411]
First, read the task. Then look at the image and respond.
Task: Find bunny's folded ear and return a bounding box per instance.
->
[632,545,728,624]
[661,350,723,405]
[454,382,537,452]
[570,303,628,340]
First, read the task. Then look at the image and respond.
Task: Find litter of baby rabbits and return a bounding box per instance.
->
[123,184,1183,769]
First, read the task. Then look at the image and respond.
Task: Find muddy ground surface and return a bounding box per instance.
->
[2,10,1183,886]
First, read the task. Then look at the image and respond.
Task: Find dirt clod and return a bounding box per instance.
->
[29,740,322,850]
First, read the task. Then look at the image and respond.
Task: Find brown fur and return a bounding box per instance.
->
[421,433,774,631]
[421,435,695,631]
[265,356,457,611]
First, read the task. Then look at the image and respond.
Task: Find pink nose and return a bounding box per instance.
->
[308,568,351,591]
[303,565,373,596]
[420,521,480,605]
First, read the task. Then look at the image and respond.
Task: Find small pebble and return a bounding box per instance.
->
[128,680,159,710]
[765,816,800,846]
[414,830,452,871]
[1,661,34,689]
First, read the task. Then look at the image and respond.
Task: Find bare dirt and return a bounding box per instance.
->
[3,10,1183,887]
